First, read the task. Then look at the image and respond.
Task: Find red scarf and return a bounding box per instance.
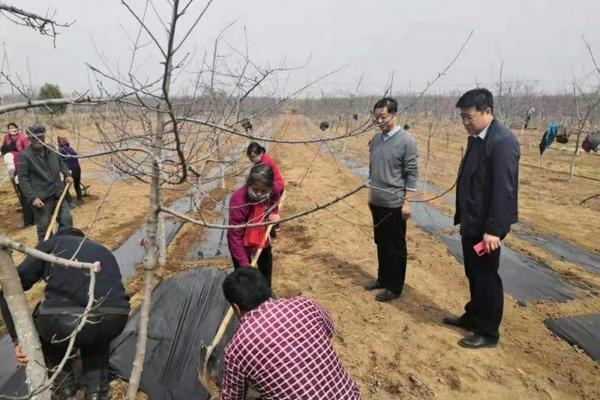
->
[243,202,268,248]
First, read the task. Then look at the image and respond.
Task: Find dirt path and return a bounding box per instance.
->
[267,114,599,400]
[1,115,598,399]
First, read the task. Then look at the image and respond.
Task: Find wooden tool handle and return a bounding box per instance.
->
[44,182,71,241]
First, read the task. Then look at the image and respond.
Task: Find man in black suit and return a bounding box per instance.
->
[443,88,520,349]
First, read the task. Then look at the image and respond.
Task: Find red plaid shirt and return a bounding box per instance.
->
[220,297,361,400]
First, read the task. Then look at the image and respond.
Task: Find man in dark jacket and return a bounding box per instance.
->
[17,125,73,241]
[443,88,520,349]
[0,228,130,400]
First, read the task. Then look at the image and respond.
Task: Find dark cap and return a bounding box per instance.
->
[27,125,46,138]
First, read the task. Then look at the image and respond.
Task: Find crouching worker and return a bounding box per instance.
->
[227,163,280,286]
[0,228,130,400]
[220,268,361,400]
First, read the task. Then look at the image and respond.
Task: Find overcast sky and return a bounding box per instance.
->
[1,0,599,97]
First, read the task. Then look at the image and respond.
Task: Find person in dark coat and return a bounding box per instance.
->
[17,125,73,242]
[443,88,520,349]
[58,136,83,203]
[0,228,130,400]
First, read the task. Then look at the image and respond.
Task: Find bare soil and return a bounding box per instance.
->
[262,115,600,400]
[1,115,599,399]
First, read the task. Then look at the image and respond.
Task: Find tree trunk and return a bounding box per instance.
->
[568,130,583,182]
[127,2,177,396]
[158,213,166,267]
[126,111,164,400]
[0,250,50,400]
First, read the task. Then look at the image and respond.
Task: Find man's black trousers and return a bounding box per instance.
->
[460,236,504,337]
[369,204,407,295]
[232,245,273,287]
[35,312,128,395]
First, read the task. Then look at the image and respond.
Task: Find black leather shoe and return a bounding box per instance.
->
[51,388,77,400]
[375,289,399,302]
[364,280,382,291]
[86,388,109,400]
[442,315,477,331]
[458,333,498,349]
[86,393,108,400]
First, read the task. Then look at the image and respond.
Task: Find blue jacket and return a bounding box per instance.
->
[454,119,520,238]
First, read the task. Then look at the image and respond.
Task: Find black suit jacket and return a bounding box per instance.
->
[454,119,520,238]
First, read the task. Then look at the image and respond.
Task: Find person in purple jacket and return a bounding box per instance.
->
[227,163,280,286]
[57,136,83,203]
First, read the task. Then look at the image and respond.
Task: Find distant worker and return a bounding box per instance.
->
[365,97,419,302]
[1,122,34,228]
[227,163,280,286]
[0,228,130,400]
[246,142,285,199]
[220,268,361,400]
[247,142,284,236]
[58,136,83,205]
[18,125,73,241]
[524,107,535,129]
[443,88,520,348]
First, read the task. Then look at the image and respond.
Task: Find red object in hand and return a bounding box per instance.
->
[473,240,487,256]
[139,238,145,246]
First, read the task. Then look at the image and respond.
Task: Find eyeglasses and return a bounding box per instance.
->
[460,113,479,122]
[372,113,395,124]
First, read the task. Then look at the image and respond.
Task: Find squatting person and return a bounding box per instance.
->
[220,268,361,400]
[0,228,130,400]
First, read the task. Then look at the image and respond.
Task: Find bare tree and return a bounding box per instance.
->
[0,3,73,46]
[568,36,600,182]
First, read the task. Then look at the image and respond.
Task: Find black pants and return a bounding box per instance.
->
[16,183,34,226]
[35,312,128,395]
[65,168,83,202]
[369,204,407,294]
[32,195,73,242]
[460,236,504,337]
[232,245,273,287]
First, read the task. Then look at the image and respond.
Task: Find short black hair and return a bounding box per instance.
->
[373,97,398,114]
[222,268,272,312]
[247,163,274,188]
[55,227,86,237]
[246,142,266,157]
[26,124,46,138]
[456,88,494,112]
[7,122,18,130]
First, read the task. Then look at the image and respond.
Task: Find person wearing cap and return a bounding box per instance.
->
[0,228,130,400]
[17,125,74,241]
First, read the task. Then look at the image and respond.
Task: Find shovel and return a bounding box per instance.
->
[198,193,285,397]
[43,182,71,241]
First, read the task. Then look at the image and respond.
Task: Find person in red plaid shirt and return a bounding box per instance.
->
[220,268,361,400]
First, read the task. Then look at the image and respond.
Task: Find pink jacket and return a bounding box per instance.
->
[3,132,30,174]
[227,185,278,267]
[259,153,285,196]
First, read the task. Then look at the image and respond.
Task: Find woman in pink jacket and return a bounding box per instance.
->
[1,122,33,227]
[246,142,285,197]
[227,163,280,286]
